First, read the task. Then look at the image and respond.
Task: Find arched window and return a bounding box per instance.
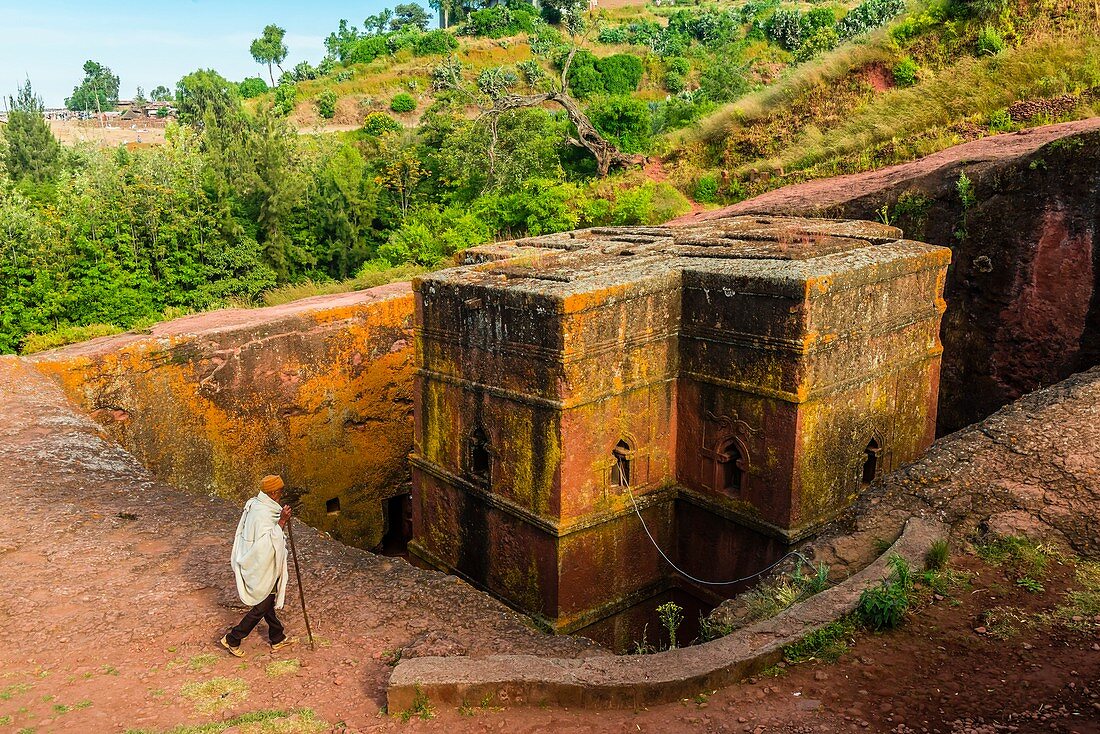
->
[610,439,632,487]
[469,427,491,482]
[862,438,882,485]
[717,437,747,494]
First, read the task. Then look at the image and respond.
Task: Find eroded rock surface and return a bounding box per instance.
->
[28,284,418,549]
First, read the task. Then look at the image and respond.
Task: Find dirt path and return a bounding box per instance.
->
[1,355,1097,733]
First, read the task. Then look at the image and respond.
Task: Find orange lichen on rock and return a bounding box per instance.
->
[30,283,416,550]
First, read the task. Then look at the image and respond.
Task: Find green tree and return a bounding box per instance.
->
[250,24,289,87]
[3,79,61,183]
[392,3,432,31]
[238,77,269,99]
[150,85,173,101]
[175,69,241,128]
[66,60,121,112]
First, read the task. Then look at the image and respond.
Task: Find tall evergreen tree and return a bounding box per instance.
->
[3,79,60,183]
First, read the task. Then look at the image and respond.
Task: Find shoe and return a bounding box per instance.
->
[271,636,299,652]
[219,635,244,658]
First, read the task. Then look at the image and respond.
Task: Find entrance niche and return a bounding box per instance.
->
[380,493,413,556]
[610,439,632,487]
[862,437,883,485]
[716,437,747,494]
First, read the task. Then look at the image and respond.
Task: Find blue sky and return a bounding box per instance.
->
[0,0,430,107]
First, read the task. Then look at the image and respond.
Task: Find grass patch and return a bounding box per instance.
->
[397,686,434,722]
[1054,561,1100,630]
[457,693,503,716]
[125,708,326,734]
[264,659,300,678]
[20,323,124,354]
[980,605,1035,639]
[260,262,429,307]
[0,682,32,700]
[925,539,950,570]
[972,532,1052,585]
[784,617,859,664]
[741,561,833,623]
[52,699,92,714]
[764,33,1100,174]
[188,654,219,672]
[180,677,249,715]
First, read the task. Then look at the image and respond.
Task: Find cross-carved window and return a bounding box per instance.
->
[610,439,632,487]
[717,437,747,494]
[862,438,882,485]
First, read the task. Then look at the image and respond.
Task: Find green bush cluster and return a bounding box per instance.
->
[977,25,1007,55]
[316,89,338,118]
[390,93,416,113]
[462,1,543,38]
[238,77,269,99]
[360,111,402,136]
[837,0,906,39]
[893,57,921,87]
[856,555,913,631]
[564,52,644,99]
[273,79,298,115]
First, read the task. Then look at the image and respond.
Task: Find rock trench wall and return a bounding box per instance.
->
[30,284,416,550]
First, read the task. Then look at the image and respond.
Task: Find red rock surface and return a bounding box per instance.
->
[669,119,1100,434]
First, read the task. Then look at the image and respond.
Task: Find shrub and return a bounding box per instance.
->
[316,89,338,119]
[595,54,644,95]
[291,60,319,81]
[414,29,458,56]
[801,6,837,33]
[893,57,920,87]
[699,55,751,103]
[695,173,720,203]
[273,80,297,116]
[587,96,652,153]
[564,50,604,98]
[837,0,905,39]
[795,26,839,61]
[238,77,268,99]
[665,71,687,93]
[857,579,910,630]
[977,25,1007,55]
[360,111,402,136]
[765,8,804,50]
[345,35,389,65]
[987,108,1013,131]
[925,540,950,571]
[390,93,416,113]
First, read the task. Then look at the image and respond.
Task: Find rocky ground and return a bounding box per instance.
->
[1,355,1098,734]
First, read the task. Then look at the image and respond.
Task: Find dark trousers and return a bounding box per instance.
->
[226,590,285,646]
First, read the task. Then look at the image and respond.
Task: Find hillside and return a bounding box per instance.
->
[1,0,1098,354]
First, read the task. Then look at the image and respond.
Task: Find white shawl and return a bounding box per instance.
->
[231,491,289,609]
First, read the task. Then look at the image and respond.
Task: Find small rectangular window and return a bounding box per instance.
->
[326,496,341,515]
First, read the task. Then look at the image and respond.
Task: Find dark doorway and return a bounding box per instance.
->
[470,427,491,482]
[610,439,632,487]
[862,438,882,485]
[381,493,413,556]
[718,438,746,494]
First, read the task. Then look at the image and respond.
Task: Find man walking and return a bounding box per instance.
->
[220,474,297,656]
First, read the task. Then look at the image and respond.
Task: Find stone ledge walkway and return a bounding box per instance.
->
[0,357,597,733]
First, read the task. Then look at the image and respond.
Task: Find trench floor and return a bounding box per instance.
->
[1,356,1097,733]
